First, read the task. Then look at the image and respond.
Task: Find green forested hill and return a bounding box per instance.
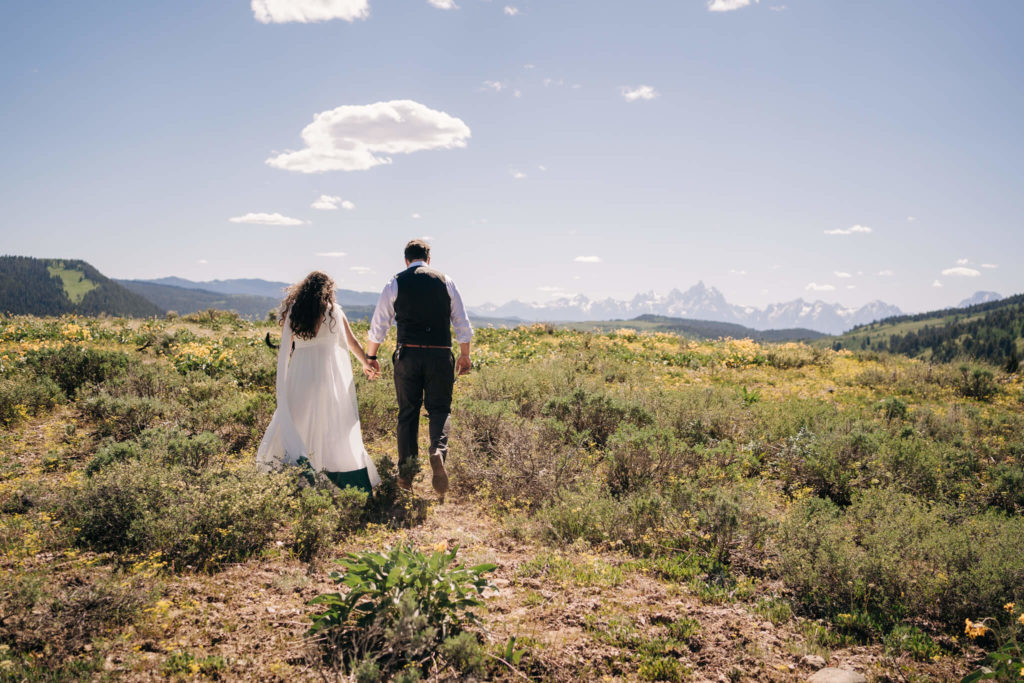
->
[118,280,377,321]
[564,314,826,342]
[0,256,162,317]
[827,293,1024,367]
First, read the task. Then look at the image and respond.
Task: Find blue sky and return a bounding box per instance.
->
[2,0,1022,312]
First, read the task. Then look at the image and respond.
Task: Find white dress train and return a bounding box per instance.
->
[256,304,380,491]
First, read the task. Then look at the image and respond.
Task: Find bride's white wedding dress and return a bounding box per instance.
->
[256,304,380,492]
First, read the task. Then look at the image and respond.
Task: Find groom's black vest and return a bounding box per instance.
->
[394,265,452,347]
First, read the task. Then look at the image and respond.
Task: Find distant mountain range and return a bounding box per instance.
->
[2,259,1011,342]
[471,282,904,335]
[0,256,162,317]
[958,291,1003,308]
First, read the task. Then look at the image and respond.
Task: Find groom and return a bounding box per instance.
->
[365,239,473,495]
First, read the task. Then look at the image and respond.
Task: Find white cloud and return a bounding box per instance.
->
[574,256,602,263]
[266,100,471,174]
[229,212,305,226]
[513,89,522,98]
[846,285,856,289]
[537,165,547,171]
[482,80,506,92]
[503,6,519,15]
[729,269,747,275]
[411,212,422,219]
[877,269,894,276]
[537,286,563,292]
[523,64,535,70]
[621,85,658,102]
[907,216,917,222]
[251,0,369,24]
[311,194,355,210]
[420,235,435,241]
[197,259,208,265]
[982,263,998,269]
[316,251,348,257]
[769,4,786,9]
[824,225,872,236]
[350,266,374,274]
[805,282,836,292]
[834,271,852,278]
[511,170,527,180]
[941,266,981,277]
[428,0,457,9]
[932,280,943,288]
[956,257,970,265]
[544,78,564,88]
[708,0,757,11]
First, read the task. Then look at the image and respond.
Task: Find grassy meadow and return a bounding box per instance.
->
[1,312,1023,681]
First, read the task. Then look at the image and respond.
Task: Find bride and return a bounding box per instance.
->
[256,271,380,492]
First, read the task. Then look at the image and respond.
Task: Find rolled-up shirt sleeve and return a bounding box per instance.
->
[368,278,398,344]
[446,276,474,344]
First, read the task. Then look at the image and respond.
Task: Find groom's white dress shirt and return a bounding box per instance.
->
[368,260,474,345]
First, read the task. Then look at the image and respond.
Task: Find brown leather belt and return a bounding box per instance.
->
[400,344,451,349]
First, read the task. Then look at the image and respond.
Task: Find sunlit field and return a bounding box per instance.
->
[2,312,1023,681]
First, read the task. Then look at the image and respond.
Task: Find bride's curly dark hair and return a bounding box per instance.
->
[280,271,336,340]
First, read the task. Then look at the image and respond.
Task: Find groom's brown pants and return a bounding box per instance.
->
[393,347,454,474]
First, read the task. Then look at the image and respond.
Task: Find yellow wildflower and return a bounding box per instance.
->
[964,618,989,639]
[1005,602,1016,613]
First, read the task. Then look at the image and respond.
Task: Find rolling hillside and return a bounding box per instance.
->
[826,292,1024,366]
[0,256,162,317]
[119,280,378,321]
[563,314,826,342]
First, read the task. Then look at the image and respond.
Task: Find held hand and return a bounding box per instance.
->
[455,353,471,376]
[364,358,381,380]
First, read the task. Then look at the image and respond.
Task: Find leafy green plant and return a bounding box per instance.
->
[739,385,761,406]
[308,544,495,676]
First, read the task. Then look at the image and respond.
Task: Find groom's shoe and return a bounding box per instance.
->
[429,454,449,497]
[397,475,413,491]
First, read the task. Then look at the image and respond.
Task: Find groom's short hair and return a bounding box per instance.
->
[404,239,430,262]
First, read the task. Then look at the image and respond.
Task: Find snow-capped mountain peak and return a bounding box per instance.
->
[470,284,904,334]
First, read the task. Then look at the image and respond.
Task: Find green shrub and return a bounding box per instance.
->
[661,386,751,446]
[357,376,399,440]
[775,423,880,505]
[955,365,998,401]
[81,392,174,440]
[291,485,368,563]
[605,424,689,497]
[985,463,1024,513]
[162,651,227,677]
[165,430,223,469]
[63,460,291,571]
[308,545,495,677]
[23,345,129,397]
[0,370,62,426]
[883,624,941,661]
[777,488,1024,629]
[637,655,688,682]
[86,440,143,475]
[439,632,487,676]
[878,396,909,421]
[542,388,652,446]
[764,344,832,369]
[449,416,587,508]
